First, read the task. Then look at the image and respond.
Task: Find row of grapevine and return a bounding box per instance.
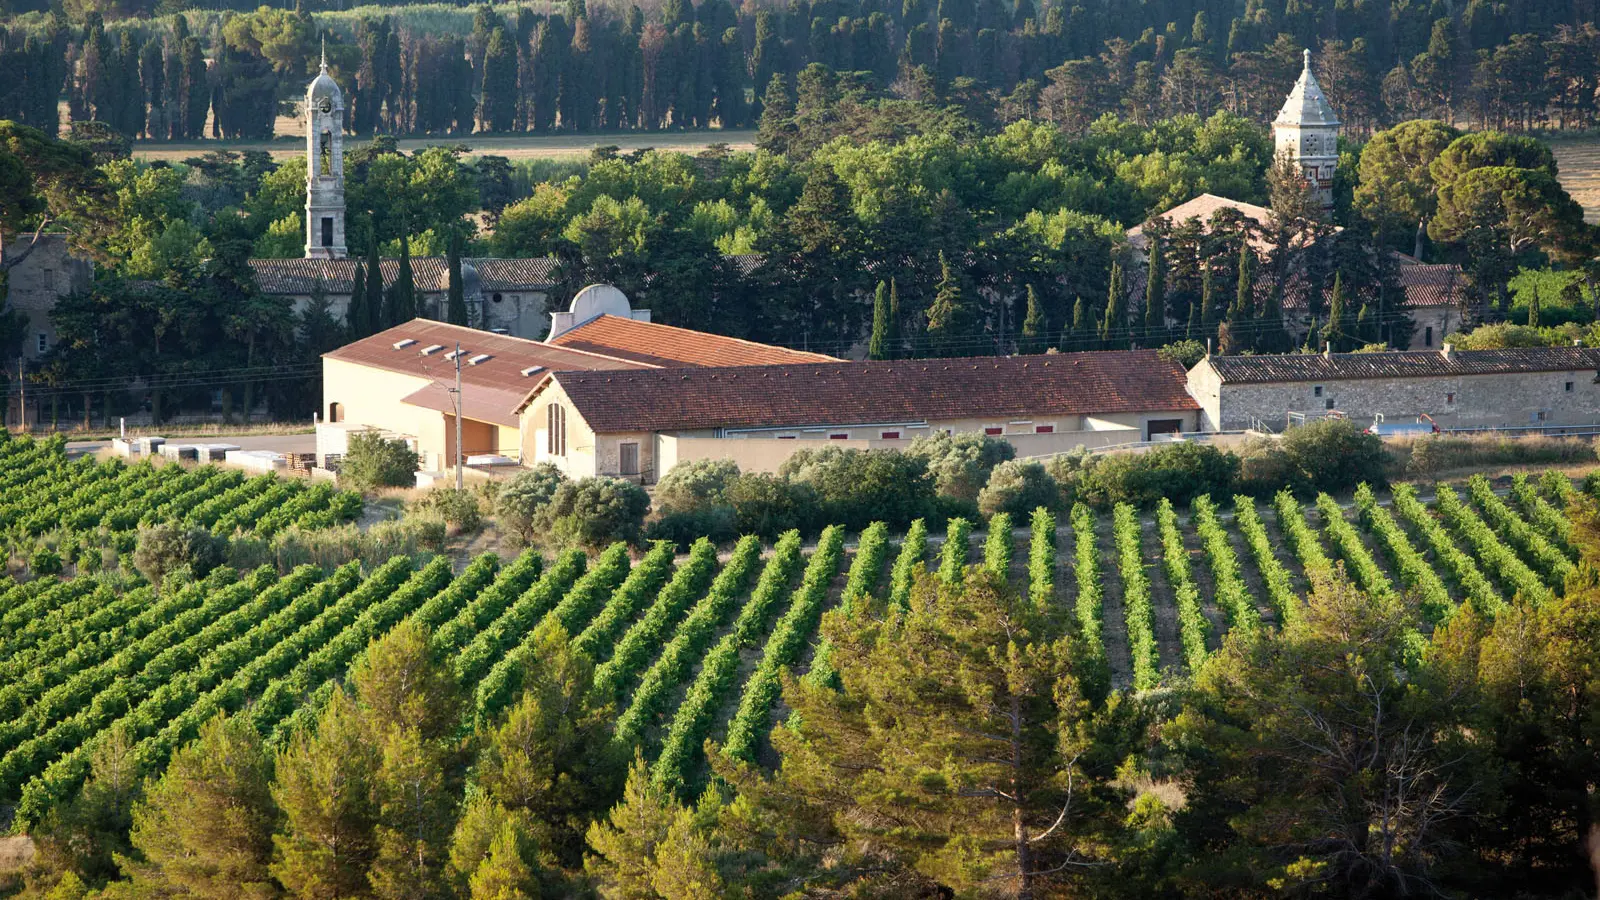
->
[1155,498,1208,670]
[1028,508,1055,610]
[939,517,971,583]
[1434,483,1554,605]
[1112,504,1159,690]
[805,522,892,690]
[430,550,545,659]
[454,550,587,686]
[1514,474,1575,550]
[610,534,786,749]
[1190,495,1258,633]
[0,585,155,711]
[590,538,725,705]
[721,526,847,762]
[1466,475,1576,582]
[1272,491,1335,585]
[1389,484,1505,617]
[571,541,678,660]
[887,518,927,608]
[1232,496,1298,625]
[1071,504,1104,664]
[1312,493,1398,600]
[1352,485,1455,624]
[983,513,1013,581]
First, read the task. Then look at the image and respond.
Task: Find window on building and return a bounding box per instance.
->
[1313,385,1323,398]
[1446,392,1456,405]
[880,430,900,440]
[1035,424,1055,434]
[1537,410,1548,423]
[492,293,503,304]
[776,434,796,440]
[1425,326,1434,347]
[321,217,334,248]
[1325,399,1335,410]
[328,401,343,423]
[984,425,1003,436]
[828,432,850,440]
[1566,381,1575,392]
[36,333,46,354]
[547,404,566,456]
[319,130,332,175]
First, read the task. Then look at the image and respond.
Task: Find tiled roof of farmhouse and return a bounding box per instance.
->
[1206,347,1600,384]
[546,351,1198,433]
[1125,194,1285,256]
[1272,258,1464,311]
[250,257,558,294]
[547,314,839,367]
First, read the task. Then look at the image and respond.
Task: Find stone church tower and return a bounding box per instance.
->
[1273,49,1340,213]
[304,46,347,260]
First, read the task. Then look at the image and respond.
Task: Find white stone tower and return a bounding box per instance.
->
[1273,49,1341,213]
[304,43,347,259]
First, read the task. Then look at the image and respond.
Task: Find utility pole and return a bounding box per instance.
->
[453,341,463,490]
[16,358,24,435]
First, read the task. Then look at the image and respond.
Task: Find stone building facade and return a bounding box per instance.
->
[1187,346,1600,432]
[2,234,94,362]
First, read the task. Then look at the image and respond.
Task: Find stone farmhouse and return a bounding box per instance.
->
[1187,345,1600,432]
[3,234,93,363]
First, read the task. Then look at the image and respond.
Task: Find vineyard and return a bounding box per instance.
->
[0,427,1588,831]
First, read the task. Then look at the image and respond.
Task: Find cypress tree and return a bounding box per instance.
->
[1229,244,1255,352]
[1099,261,1127,350]
[365,234,385,334]
[868,280,892,360]
[925,251,974,358]
[347,260,369,337]
[447,232,468,326]
[1019,284,1046,354]
[1199,264,1218,329]
[1143,241,1165,346]
[1323,272,1348,352]
[1069,295,1089,349]
[887,279,901,357]
[1527,283,1541,327]
[1356,303,1375,347]
[393,232,416,323]
[1186,289,1200,341]
[1258,278,1290,354]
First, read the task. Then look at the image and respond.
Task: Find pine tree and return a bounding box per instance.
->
[469,820,540,900]
[270,690,381,899]
[347,260,370,337]
[1323,272,1349,352]
[583,757,681,895]
[868,280,892,360]
[925,251,975,358]
[447,232,468,326]
[1143,241,1165,346]
[755,74,796,154]
[125,714,276,898]
[1019,284,1046,354]
[1099,261,1127,350]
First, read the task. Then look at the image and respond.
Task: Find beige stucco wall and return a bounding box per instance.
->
[322,357,431,434]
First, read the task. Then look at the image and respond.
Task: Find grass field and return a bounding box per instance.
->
[1550,136,1600,222]
[132,125,758,162]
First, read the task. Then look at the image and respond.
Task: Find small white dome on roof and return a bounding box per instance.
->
[569,284,632,321]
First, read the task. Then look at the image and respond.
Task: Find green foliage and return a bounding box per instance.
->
[1234,495,1299,626]
[982,512,1013,581]
[886,518,927,609]
[29,547,63,578]
[1027,507,1054,611]
[1279,419,1389,495]
[132,523,223,588]
[340,433,419,491]
[905,431,1016,508]
[779,447,936,532]
[1113,503,1158,690]
[1191,494,1258,633]
[1077,442,1239,509]
[977,458,1060,518]
[410,487,483,533]
[937,517,971,584]
[1353,484,1455,624]
[1156,498,1208,671]
[534,476,651,551]
[494,463,568,544]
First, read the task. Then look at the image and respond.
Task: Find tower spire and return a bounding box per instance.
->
[320,35,327,72]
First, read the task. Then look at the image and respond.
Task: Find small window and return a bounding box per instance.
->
[1537,410,1548,422]
[1313,385,1323,398]
[984,426,1003,436]
[776,434,796,440]
[321,216,333,248]
[1446,392,1456,405]
[880,430,901,440]
[1035,424,1055,434]
[319,130,332,175]
[1324,399,1335,410]
[619,441,640,476]
[1566,381,1574,392]
[328,401,343,423]
[547,404,567,456]
[36,333,46,354]
[1425,326,1434,347]
[828,432,850,440]
[492,293,503,304]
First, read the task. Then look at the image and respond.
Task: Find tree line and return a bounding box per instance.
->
[8,0,1600,141]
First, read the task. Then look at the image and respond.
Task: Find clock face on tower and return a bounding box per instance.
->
[317,97,332,115]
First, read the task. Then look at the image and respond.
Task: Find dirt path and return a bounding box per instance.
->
[1181,515,1229,651]
[1093,516,1134,691]
[1226,524,1281,629]
[1264,503,1316,595]
[1142,521,1185,676]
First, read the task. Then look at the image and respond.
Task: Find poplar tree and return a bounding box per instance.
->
[124,714,276,898]
[1019,284,1046,354]
[1143,240,1165,346]
[1099,261,1127,350]
[447,232,468,326]
[868,280,892,360]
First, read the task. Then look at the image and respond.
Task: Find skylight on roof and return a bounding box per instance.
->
[420,344,443,356]
[468,354,491,366]
[521,365,545,377]
[392,338,416,350]
[444,349,466,360]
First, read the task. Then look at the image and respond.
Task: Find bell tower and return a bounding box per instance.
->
[305,43,347,260]
[1273,49,1341,213]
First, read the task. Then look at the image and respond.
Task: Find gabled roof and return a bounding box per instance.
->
[324,320,651,423]
[547,314,838,367]
[1203,347,1600,384]
[1125,194,1283,256]
[543,351,1198,433]
[250,257,557,294]
[1275,256,1464,311]
[1275,50,1340,129]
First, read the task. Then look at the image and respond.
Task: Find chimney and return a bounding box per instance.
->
[1205,337,1213,358]
[1323,344,1332,360]
[1441,342,1454,361]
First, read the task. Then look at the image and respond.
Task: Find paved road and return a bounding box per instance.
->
[66,433,317,457]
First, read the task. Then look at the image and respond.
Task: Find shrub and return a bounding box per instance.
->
[1157,338,1207,369]
[905,432,1016,506]
[646,507,737,547]
[495,463,568,543]
[779,446,937,531]
[1278,419,1386,493]
[339,432,419,491]
[1077,441,1239,509]
[28,548,62,578]
[1402,433,1596,477]
[977,459,1060,517]
[133,523,225,587]
[411,487,483,532]
[1233,437,1305,496]
[726,473,816,540]
[533,476,651,550]
[653,459,741,515]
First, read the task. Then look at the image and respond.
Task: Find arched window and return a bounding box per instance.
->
[319,130,333,175]
[547,404,566,456]
[328,401,343,423]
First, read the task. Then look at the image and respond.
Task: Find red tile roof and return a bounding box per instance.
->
[547,315,838,367]
[1205,346,1600,383]
[544,351,1197,433]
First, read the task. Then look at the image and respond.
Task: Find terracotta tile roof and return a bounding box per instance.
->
[1205,347,1600,384]
[325,319,651,423]
[1126,194,1282,256]
[250,257,557,294]
[546,351,1197,433]
[547,314,838,367]
[400,382,527,428]
[1274,257,1464,311]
